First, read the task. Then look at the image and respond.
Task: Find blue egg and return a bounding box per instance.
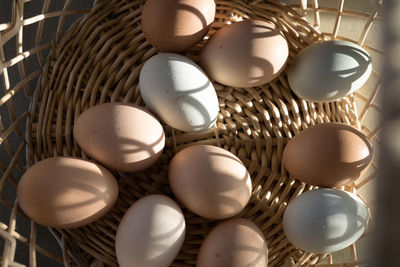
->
[287,40,372,102]
[283,188,369,254]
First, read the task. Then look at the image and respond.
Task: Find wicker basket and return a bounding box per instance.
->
[0,0,383,266]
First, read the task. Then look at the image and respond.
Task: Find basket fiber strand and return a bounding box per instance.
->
[0,0,383,266]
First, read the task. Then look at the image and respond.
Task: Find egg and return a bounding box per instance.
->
[17,157,118,228]
[73,102,165,172]
[200,20,289,88]
[197,218,268,267]
[169,145,252,220]
[282,188,369,253]
[115,194,185,267]
[141,0,216,52]
[282,122,373,187]
[139,53,219,132]
[287,40,372,102]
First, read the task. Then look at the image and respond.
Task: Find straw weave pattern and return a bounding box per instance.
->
[0,0,383,266]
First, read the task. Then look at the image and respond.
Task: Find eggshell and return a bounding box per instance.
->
[73,102,165,172]
[282,122,372,187]
[115,194,185,267]
[141,0,215,52]
[17,157,118,228]
[282,188,369,253]
[197,218,268,267]
[169,145,252,220]
[200,20,289,87]
[139,53,219,132]
[287,40,372,102]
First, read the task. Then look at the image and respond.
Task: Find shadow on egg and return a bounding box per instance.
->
[169,145,252,220]
[333,126,374,185]
[232,233,268,266]
[91,118,165,171]
[142,0,214,52]
[283,122,373,187]
[160,3,210,50]
[206,151,248,166]
[108,133,165,166]
[245,24,286,84]
[288,42,372,101]
[133,205,185,264]
[320,45,372,98]
[41,160,118,228]
[315,190,367,249]
[192,152,251,219]
[200,20,288,88]
[320,127,373,185]
[171,76,214,125]
[218,225,268,266]
[283,189,369,254]
[141,59,218,132]
[103,129,164,155]
[176,3,208,28]
[197,219,268,267]
[115,195,186,267]
[178,95,218,132]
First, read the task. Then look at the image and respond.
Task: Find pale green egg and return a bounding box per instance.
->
[288,40,372,102]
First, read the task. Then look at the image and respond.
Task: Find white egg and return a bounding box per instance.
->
[282,188,369,254]
[116,194,186,267]
[287,40,372,102]
[139,53,219,132]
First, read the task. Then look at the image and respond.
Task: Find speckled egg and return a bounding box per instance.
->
[73,102,165,172]
[283,188,369,253]
[139,53,219,133]
[200,20,289,87]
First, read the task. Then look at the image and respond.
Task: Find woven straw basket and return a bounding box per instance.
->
[0,0,383,266]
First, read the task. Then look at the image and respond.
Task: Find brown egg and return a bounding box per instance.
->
[17,157,119,228]
[197,218,268,267]
[74,102,165,172]
[141,0,216,52]
[169,145,252,220]
[282,123,373,187]
[200,20,289,88]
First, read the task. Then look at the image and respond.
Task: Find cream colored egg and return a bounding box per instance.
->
[197,218,268,267]
[116,194,185,267]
